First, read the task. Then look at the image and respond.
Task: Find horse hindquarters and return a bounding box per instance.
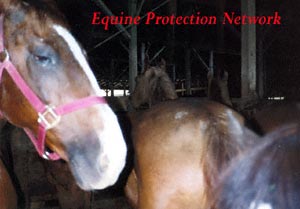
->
[127,99,258,209]
[0,159,17,209]
[130,105,206,209]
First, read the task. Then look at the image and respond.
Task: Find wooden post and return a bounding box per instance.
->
[257,38,265,99]
[110,59,114,97]
[215,0,225,79]
[168,0,177,82]
[129,0,138,94]
[209,51,214,73]
[172,65,176,82]
[241,0,257,99]
[185,47,192,95]
[123,81,127,96]
[217,0,225,48]
[141,43,146,72]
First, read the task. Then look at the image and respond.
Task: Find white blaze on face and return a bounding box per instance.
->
[53,25,105,96]
[52,25,127,189]
[94,106,127,189]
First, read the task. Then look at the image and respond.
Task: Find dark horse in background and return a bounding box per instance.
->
[213,124,300,209]
[0,0,127,207]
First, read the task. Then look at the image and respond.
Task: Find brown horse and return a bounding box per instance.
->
[207,70,232,107]
[213,124,300,209]
[0,0,126,193]
[130,59,178,109]
[125,99,259,209]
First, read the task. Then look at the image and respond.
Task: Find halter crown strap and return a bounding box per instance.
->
[0,14,107,160]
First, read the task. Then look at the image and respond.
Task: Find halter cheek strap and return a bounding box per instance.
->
[0,15,107,160]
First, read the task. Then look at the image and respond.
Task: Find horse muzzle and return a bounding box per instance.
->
[66,127,127,190]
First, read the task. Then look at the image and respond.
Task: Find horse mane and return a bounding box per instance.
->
[213,124,300,209]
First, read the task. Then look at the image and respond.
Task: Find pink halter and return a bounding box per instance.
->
[0,15,106,160]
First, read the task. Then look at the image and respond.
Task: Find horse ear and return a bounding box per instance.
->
[159,59,166,71]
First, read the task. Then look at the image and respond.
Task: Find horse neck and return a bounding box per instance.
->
[0,74,38,130]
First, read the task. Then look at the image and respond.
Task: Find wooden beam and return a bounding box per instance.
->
[167,0,177,82]
[241,0,257,99]
[257,38,265,99]
[129,0,138,93]
[185,47,192,95]
[91,0,170,50]
[192,48,210,71]
[91,0,131,40]
[141,43,146,72]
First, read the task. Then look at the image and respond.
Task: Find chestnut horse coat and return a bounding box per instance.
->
[125,99,259,209]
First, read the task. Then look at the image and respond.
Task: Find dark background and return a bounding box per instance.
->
[55,0,300,100]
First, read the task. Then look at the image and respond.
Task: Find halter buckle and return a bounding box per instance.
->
[38,105,61,130]
[0,49,9,62]
[42,151,50,160]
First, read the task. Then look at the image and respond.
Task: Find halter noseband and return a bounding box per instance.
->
[0,15,106,160]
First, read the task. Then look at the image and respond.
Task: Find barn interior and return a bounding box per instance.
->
[57,0,300,102]
[0,0,299,208]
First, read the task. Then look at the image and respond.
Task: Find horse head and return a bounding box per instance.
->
[0,0,126,190]
[130,58,177,108]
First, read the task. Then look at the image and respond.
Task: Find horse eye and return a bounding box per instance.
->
[33,54,51,66]
[30,43,57,67]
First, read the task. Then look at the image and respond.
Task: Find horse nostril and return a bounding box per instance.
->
[99,154,109,171]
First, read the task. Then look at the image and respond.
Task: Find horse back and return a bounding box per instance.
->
[130,98,258,209]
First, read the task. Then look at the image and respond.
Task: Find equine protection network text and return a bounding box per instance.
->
[91,11,281,30]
